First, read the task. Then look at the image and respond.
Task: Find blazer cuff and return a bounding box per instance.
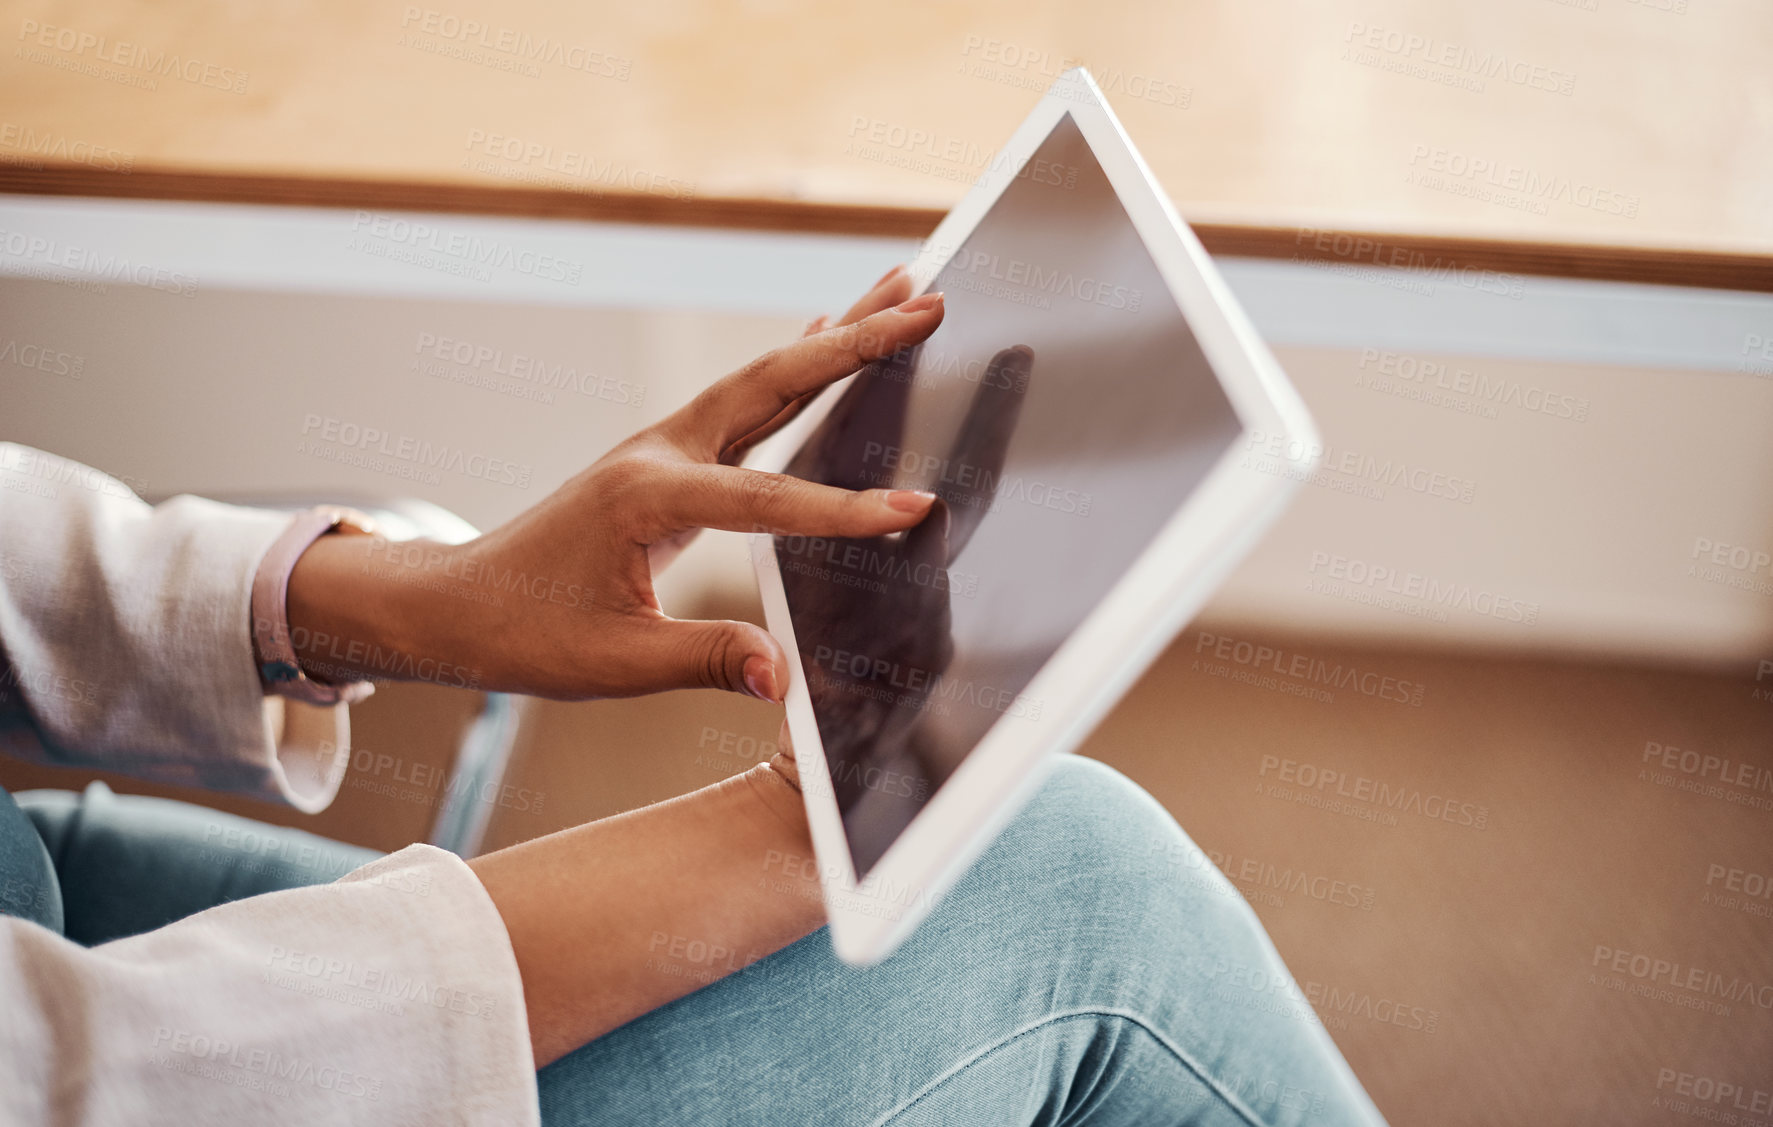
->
[0,478,357,810]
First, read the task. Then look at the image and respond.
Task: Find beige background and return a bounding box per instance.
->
[2,0,1771,249]
[4,280,1769,665]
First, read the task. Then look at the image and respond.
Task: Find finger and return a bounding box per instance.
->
[836,265,914,327]
[782,344,915,491]
[729,328,920,468]
[665,294,945,458]
[902,496,953,570]
[729,269,913,464]
[719,388,819,466]
[613,616,787,701]
[649,462,936,539]
[941,345,1034,559]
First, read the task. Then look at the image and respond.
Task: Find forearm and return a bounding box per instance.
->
[467,758,826,1067]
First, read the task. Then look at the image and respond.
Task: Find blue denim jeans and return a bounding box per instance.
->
[3,759,1387,1125]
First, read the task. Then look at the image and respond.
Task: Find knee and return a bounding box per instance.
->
[994,755,1214,888]
[12,783,100,870]
[960,755,1261,952]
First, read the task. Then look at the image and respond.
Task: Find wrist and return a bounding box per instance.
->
[254,507,379,703]
[287,534,472,687]
[735,758,811,836]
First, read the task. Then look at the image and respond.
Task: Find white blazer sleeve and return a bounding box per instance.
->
[0,443,351,811]
[0,844,540,1126]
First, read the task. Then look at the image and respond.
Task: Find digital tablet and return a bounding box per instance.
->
[747,67,1321,966]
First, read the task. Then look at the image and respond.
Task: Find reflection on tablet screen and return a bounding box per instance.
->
[777,113,1243,875]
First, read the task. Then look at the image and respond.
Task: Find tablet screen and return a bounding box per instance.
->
[777,113,1243,875]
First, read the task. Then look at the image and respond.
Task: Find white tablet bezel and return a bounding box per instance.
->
[746,67,1321,966]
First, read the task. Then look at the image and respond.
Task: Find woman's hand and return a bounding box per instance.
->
[286,267,944,702]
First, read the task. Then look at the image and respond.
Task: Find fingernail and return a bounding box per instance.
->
[884,489,938,513]
[871,263,906,289]
[742,655,780,703]
[896,291,943,314]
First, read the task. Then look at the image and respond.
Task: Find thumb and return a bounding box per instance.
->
[623,617,788,701]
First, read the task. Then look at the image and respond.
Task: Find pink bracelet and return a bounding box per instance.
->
[252,506,378,706]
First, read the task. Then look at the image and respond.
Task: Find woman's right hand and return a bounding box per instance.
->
[287,268,945,704]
